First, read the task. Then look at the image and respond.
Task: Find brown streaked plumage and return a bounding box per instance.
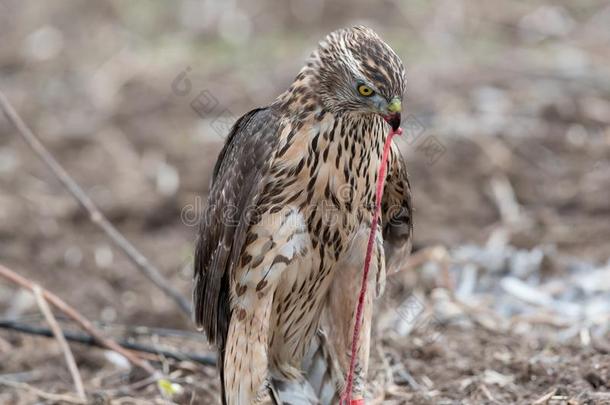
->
[194,26,412,404]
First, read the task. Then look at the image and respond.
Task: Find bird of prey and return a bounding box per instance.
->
[194,26,412,404]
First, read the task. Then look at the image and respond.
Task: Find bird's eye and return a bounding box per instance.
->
[357,84,374,97]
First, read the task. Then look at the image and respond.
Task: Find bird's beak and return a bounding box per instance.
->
[383,97,402,131]
[388,97,401,113]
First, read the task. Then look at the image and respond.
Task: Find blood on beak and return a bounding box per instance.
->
[384,113,401,131]
[383,97,402,131]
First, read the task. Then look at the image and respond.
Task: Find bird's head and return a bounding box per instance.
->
[305,26,406,130]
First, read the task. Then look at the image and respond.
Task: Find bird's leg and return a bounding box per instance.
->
[326,230,383,401]
[331,281,373,400]
[225,208,310,404]
[224,289,274,405]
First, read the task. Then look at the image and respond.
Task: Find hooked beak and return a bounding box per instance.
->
[383,97,402,131]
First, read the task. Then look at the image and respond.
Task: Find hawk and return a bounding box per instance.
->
[194,26,412,404]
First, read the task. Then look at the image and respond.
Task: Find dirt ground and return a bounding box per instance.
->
[0,1,609,404]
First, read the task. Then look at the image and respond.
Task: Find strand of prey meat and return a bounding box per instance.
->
[341,126,403,405]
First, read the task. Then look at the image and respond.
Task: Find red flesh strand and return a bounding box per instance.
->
[340,126,403,404]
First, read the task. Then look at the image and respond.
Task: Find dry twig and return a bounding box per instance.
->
[0,263,157,375]
[0,378,87,404]
[0,319,217,366]
[489,173,522,226]
[32,285,86,400]
[0,91,190,316]
[532,388,557,404]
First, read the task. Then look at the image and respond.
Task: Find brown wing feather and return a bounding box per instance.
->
[193,106,281,350]
[382,148,413,272]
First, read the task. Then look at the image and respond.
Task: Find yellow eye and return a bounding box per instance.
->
[357,84,374,97]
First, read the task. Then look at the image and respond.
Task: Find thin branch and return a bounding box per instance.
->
[9,314,203,340]
[489,173,524,226]
[0,320,217,366]
[0,91,190,316]
[0,263,157,375]
[32,285,86,400]
[0,378,86,405]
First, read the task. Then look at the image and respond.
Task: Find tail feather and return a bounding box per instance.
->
[269,377,319,405]
[268,330,342,405]
[303,330,342,405]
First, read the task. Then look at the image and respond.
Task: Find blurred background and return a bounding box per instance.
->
[0,1,609,403]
